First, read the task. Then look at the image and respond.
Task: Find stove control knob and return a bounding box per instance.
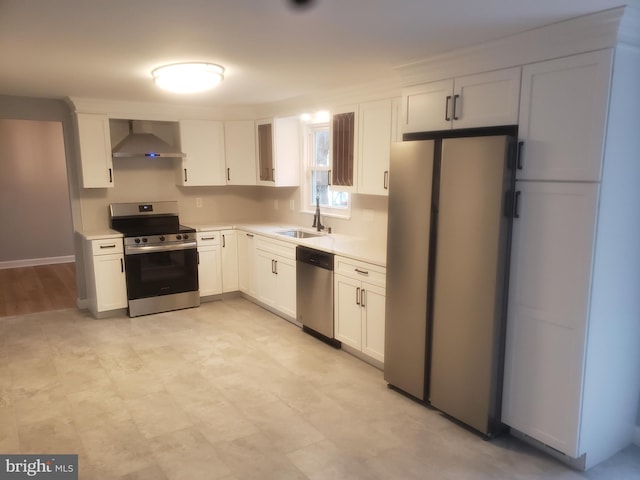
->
[134,238,141,244]
[183,234,189,239]
[159,236,165,242]
[176,234,182,240]
[142,238,148,243]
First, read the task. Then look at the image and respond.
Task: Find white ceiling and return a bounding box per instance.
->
[0,0,630,108]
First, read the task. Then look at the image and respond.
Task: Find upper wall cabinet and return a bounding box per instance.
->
[224,120,257,186]
[516,50,612,182]
[401,67,521,134]
[75,113,114,188]
[256,116,300,187]
[357,99,394,196]
[178,120,226,186]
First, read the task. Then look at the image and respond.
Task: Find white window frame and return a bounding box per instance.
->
[301,121,351,219]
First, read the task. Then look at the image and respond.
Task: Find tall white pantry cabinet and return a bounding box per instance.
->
[501,11,640,470]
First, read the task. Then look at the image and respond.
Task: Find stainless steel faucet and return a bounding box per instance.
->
[312,196,324,231]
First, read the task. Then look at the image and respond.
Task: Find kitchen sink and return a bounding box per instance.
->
[277,229,324,239]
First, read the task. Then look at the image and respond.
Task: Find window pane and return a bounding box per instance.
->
[311,170,329,206]
[313,130,329,167]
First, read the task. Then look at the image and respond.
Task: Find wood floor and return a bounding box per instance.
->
[0,262,76,317]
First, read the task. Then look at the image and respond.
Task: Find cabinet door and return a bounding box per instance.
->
[76,113,114,188]
[179,120,226,186]
[221,230,239,293]
[453,67,521,129]
[224,121,257,185]
[357,99,392,196]
[198,247,222,296]
[274,255,296,318]
[361,283,385,363]
[517,50,612,182]
[256,250,278,308]
[502,181,599,457]
[334,274,362,349]
[401,79,453,133]
[256,120,274,184]
[94,253,127,311]
[272,116,300,187]
[330,106,358,192]
[237,231,257,296]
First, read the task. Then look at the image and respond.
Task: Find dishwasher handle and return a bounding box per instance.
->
[296,246,334,271]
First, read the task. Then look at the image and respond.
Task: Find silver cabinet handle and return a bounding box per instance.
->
[100,244,117,249]
[108,168,113,183]
[222,235,226,248]
[246,233,254,238]
[445,95,452,121]
[355,268,369,275]
[184,168,188,183]
[201,236,216,241]
[120,258,124,273]
[227,167,231,181]
[356,287,360,305]
[383,170,389,190]
[361,289,366,308]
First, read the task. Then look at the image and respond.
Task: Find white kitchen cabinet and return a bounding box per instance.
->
[516,50,612,182]
[178,119,226,186]
[401,67,521,133]
[357,99,393,196]
[334,256,386,363]
[84,237,127,317]
[220,229,239,293]
[502,43,640,470]
[224,120,257,185]
[75,113,114,188]
[196,231,222,297]
[237,230,257,297]
[255,236,296,318]
[502,181,599,457]
[256,117,300,187]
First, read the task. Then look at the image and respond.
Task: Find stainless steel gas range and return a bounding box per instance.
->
[109,201,199,317]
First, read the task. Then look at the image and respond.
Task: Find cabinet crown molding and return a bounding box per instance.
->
[394,6,638,87]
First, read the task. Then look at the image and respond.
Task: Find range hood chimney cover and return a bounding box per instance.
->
[112,121,185,158]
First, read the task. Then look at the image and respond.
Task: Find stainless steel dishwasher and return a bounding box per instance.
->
[296,246,340,347]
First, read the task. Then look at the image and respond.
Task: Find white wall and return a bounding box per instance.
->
[0,115,76,269]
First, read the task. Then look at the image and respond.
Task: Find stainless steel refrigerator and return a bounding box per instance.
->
[384,132,516,437]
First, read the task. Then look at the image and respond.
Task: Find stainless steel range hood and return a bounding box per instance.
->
[112,121,185,158]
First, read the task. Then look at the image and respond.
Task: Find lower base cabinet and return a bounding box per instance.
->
[334,256,386,363]
[255,236,296,318]
[85,236,127,317]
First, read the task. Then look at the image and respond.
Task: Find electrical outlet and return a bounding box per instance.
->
[196,197,203,208]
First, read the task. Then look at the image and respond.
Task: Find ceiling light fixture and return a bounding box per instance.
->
[151,62,225,94]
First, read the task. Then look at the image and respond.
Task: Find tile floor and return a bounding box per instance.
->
[0,297,638,479]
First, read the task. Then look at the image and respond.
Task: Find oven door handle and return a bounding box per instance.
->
[125,242,197,255]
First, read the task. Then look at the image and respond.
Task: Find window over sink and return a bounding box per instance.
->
[302,120,350,217]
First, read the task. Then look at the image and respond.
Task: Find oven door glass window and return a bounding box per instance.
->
[125,249,198,300]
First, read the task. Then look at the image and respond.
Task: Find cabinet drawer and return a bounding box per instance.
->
[255,235,296,259]
[91,238,123,256]
[197,231,221,246]
[335,256,386,287]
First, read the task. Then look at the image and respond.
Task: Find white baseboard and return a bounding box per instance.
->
[0,255,75,269]
[633,426,640,447]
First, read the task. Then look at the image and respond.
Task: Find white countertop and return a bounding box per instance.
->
[79,223,387,267]
[232,223,387,267]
